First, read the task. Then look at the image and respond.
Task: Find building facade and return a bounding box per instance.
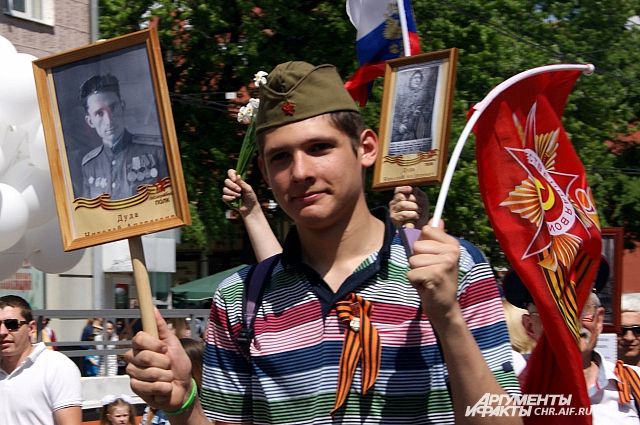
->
[1,0,92,57]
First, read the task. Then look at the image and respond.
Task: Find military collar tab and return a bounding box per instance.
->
[110,130,131,155]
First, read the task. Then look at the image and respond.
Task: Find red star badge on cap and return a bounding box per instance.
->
[281,101,296,116]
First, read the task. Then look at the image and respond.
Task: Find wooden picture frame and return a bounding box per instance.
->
[600,227,623,333]
[372,49,458,190]
[33,27,190,251]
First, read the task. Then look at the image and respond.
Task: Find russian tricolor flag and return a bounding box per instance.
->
[345,0,421,106]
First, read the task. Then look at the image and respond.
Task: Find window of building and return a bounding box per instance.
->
[5,0,54,26]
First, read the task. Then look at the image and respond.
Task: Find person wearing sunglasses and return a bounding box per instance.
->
[504,258,640,423]
[0,295,82,424]
[618,293,640,367]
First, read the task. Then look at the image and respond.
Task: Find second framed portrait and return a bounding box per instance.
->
[373,49,458,190]
[33,27,190,251]
[600,227,623,333]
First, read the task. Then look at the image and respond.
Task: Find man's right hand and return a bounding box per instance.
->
[125,308,193,412]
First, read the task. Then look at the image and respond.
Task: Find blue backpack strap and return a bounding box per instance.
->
[457,238,486,264]
[236,254,281,361]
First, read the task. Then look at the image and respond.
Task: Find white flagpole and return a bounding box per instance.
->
[396,0,411,57]
[430,63,595,228]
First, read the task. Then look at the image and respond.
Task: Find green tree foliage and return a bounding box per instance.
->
[99,0,640,263]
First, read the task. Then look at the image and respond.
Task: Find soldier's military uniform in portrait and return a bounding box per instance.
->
[81,130,168,200]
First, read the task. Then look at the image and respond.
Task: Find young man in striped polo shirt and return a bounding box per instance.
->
[126,61,521,424]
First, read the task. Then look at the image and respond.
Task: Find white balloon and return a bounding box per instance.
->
[28,124,50,171]
[0,124,24,174]
[26,218,84,274]
[1,160,33,187]
[0,35,17,58]
[0,146,6,177]
[22,111,42,138]
[0,183,29,251]
[22,170,56,227]
[0,160,56,227]
[0,53,39,126]
[0,122,8,147]
[2,123,28,167]
[0,237,26,281]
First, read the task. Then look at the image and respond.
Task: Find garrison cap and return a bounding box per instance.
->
[256,61,359,134]
[503,256,610,309]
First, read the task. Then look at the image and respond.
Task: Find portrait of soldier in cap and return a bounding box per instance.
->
[78,73,168,200]
[389,65,438,155]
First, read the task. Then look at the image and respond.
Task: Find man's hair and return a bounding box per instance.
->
[257,111,365,155]
[622,293,640,312]
[410,69,424,81]
[588,292,602,308]
[79,73,122,112]
[328,111,366,153]
[180,337,204,391]
[0,295,33,322]
[527,292,602,313]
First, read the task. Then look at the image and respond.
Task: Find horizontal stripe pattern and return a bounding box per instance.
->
[202,232,519,424]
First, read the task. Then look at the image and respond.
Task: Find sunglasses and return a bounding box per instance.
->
[0,319,29,331]
[618,325,640,337]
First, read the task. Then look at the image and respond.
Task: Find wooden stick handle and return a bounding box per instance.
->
[128,236,158,338]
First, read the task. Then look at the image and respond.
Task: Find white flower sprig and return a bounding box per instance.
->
[232,71,268,193]
[254,71,268,87]
[236,97,260,124]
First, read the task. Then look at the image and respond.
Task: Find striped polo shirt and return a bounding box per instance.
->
[201,210,519,424]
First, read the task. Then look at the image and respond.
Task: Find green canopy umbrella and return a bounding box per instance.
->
[171,264,247,307]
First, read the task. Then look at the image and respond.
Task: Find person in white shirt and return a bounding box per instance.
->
[0,295,82,425]
[618,293,640,367]
[504,261,640,424]
[95,320,119,376]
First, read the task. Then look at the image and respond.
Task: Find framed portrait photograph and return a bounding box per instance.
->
[600,227,623,333]
[33,27,190,251]
[372,49,458,190]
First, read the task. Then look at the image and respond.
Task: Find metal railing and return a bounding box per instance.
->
[32,309,210,359]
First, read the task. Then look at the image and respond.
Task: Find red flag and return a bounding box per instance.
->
[474,67,601,424]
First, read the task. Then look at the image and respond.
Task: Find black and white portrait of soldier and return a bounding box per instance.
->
[52,44,168,201]
[389,65,438,156]
[79,74,167,200]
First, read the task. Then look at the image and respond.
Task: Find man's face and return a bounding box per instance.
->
[85,91,126,146]
[409,72,423,90]
[522,300,604,357]
[579,302,604,358]
[0,306,34,361]
[618,311,640,361]
[522,304,543,341]
[258,114,376,229]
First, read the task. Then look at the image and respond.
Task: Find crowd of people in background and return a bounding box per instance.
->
[81,318,123,377]
[1,293,206,424]
[75,315,203,379]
